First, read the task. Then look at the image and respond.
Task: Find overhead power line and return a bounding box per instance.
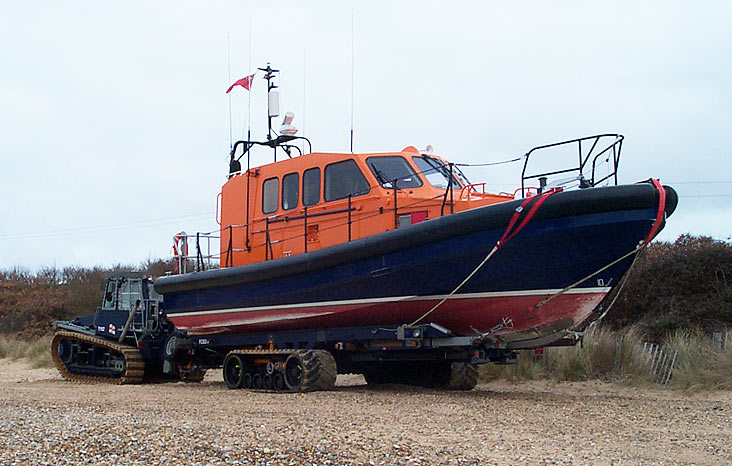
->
[0,212,213,241]
[665,181,732,184]
[682,194,732,198]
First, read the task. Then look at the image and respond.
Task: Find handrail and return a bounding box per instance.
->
[171,232,222,274]
[458,183,487,199]
[267,206,355,224]
[521,134,624,198]
[440,163,455,216]
[176,191,447,272]
[230,136,313,170]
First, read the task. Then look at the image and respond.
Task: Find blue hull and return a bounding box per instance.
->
[155,183,676,343]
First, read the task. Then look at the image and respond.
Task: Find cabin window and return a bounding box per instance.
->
[366,156,423,189]
[282,172,299,210]
[262,177,279,214]
[324,159,370,201]
[412,156,461,189]
[303,167,320,206]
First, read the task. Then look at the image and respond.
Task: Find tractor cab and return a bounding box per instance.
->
[92,273,163,343]
[54,272,165,346]
[100,272,161,313]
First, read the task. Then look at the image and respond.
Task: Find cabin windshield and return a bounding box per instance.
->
[411,156,461,189]
[366,156,423,189]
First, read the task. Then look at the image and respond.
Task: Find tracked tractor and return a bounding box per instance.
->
[51,273,204,383]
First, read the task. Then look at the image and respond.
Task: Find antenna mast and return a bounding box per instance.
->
[350,8,355,153]
[227,33,233,148]
[258,64,280,161]
[303,49,306,155]
[247,17,252,142]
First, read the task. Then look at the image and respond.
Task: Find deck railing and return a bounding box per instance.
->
[521,134,624,197]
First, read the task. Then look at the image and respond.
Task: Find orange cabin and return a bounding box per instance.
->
[218,145,514,268]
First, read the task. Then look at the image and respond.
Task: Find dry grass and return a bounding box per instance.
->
[665,329,732,391]
[482,326,732,390]
[482,326,653,385]
[547,326,652,384]
[0,335,53,368]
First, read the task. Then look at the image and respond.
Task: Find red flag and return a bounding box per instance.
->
[226,74,255,93]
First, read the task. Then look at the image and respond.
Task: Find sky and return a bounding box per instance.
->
[1,1,731,270]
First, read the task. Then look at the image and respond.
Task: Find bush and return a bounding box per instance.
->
[606,235,732,340]
[0,260,174,339]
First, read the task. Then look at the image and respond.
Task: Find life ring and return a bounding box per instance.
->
[173,231,188,274]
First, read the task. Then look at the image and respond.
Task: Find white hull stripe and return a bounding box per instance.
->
[169,287,611,318]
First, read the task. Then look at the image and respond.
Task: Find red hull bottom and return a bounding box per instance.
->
[168,287,608,344]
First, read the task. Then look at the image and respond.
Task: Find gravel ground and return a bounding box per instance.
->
[0,359,730,466]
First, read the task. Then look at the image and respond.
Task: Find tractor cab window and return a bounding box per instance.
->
[366,156,423,189]
[324,159,370,201]
[102,281,117,310]
[411,156,461,189]
[118,279,142,311]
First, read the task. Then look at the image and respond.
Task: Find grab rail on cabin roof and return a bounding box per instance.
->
[229,136,313,174]
[520,134,624,198]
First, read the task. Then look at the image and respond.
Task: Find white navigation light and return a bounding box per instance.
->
[424,145,434,155]
[280,111,298,135]
[268,90,280,117]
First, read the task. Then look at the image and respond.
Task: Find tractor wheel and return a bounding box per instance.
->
[441,363,479,390]
[283,350,336,392]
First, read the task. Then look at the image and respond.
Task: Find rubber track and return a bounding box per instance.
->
[227,348,336,392]
[445,363,479,390]
[51,330,145,384]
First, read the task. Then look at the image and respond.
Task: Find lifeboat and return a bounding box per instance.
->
[155,66,677,349]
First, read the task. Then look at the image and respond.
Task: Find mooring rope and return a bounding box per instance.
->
[409,179,667,331]
[525,180,667,317]
[409,189,559,326]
